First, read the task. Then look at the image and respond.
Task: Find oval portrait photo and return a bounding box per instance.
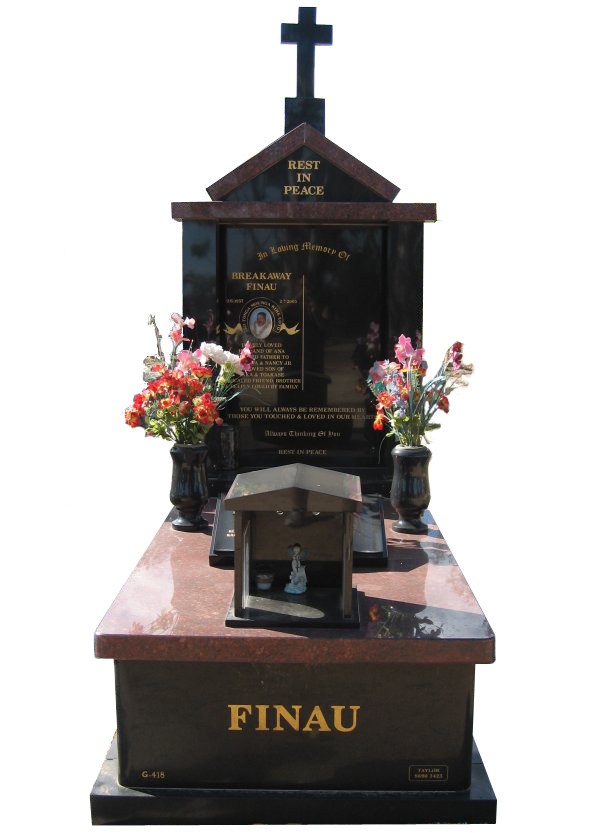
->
[249,308,273,340]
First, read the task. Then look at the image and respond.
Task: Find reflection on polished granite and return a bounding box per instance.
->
[95,504,494,664]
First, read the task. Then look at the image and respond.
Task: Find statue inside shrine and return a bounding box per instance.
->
[284,543,308,594]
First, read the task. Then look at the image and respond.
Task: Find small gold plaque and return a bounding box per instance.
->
[408,765,449,783]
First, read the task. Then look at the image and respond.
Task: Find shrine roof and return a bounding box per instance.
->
[223,463,362,512]
[95,503,495,665]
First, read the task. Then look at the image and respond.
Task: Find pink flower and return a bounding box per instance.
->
[239,340,254,372]
[170,312,195,329]
[176,350,204,373]
[394,334,425,368]
[448,341,463,369]
[169,327,185,346]
[394,334,413,360]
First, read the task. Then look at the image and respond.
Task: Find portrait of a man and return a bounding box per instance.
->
[249,308,273,339]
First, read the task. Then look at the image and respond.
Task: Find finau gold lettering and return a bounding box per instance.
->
[227,704,360,732]
[332,705,360,732]
[302,706,331,732]
[274,705,301,731]
[228,704,252,731]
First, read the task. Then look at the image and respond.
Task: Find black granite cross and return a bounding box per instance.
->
[281,7,333,99]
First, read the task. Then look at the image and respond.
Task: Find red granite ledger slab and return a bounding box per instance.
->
[170,202,437,223]
[95,503,494,664]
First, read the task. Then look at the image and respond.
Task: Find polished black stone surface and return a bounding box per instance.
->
[281,8,332,99]
[91,735,496,825]
[112,660,475,792]
[180,203,424,490]
[222,146,386,202]
[220,224,386,469]
[285,96,325,135]
[281,7,331,134]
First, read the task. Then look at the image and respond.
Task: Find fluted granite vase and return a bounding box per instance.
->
[390,445,432,534]
[169,443,209,532]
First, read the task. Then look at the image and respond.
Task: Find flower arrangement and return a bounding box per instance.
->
[367,335,472,447]
[125,313,254,444]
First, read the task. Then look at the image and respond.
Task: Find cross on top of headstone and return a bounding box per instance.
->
[281,7,332,134]
[282,6,333,98]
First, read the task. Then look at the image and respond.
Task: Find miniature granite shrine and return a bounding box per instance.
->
[224,463,361,628]
[91,6,496,825]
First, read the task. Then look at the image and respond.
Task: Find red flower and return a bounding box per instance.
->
[438,395,450,413]
[378,392,393,408]
[169,328,185,346]
[125,409,141,427]
[368,604,380,623]
[373,413,385,431]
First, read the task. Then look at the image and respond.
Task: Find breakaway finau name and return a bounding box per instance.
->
[230,271,292,291]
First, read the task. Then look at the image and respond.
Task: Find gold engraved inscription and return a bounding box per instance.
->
[283,160,325,197]
[227,704,360,733]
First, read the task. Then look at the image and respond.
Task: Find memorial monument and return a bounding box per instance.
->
[91,7,496,825]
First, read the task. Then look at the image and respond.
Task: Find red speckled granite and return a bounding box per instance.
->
[95,503,494,664]
[171,201,437,223]
[205,123,400,202]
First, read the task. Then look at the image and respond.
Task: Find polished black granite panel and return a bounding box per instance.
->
[91,736,496,825]
[113,661,475,791]
[181,218,423,483]
[219,224,386,469]
[222,146,386,202]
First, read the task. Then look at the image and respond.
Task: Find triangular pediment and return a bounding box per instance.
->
[207,123,399,203]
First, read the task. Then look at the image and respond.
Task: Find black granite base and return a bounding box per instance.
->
[90,736,496,825]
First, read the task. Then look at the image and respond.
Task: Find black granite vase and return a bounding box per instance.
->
[169,443,209,531]
[390,445,432,534]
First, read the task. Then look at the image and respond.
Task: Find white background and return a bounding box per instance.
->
[2,1,599,830]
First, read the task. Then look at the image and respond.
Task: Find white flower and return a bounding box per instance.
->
[224,352,244,375]
[201,343,245,375]
[200,342,228,365]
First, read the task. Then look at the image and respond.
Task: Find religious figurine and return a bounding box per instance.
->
[284,543,307,594]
